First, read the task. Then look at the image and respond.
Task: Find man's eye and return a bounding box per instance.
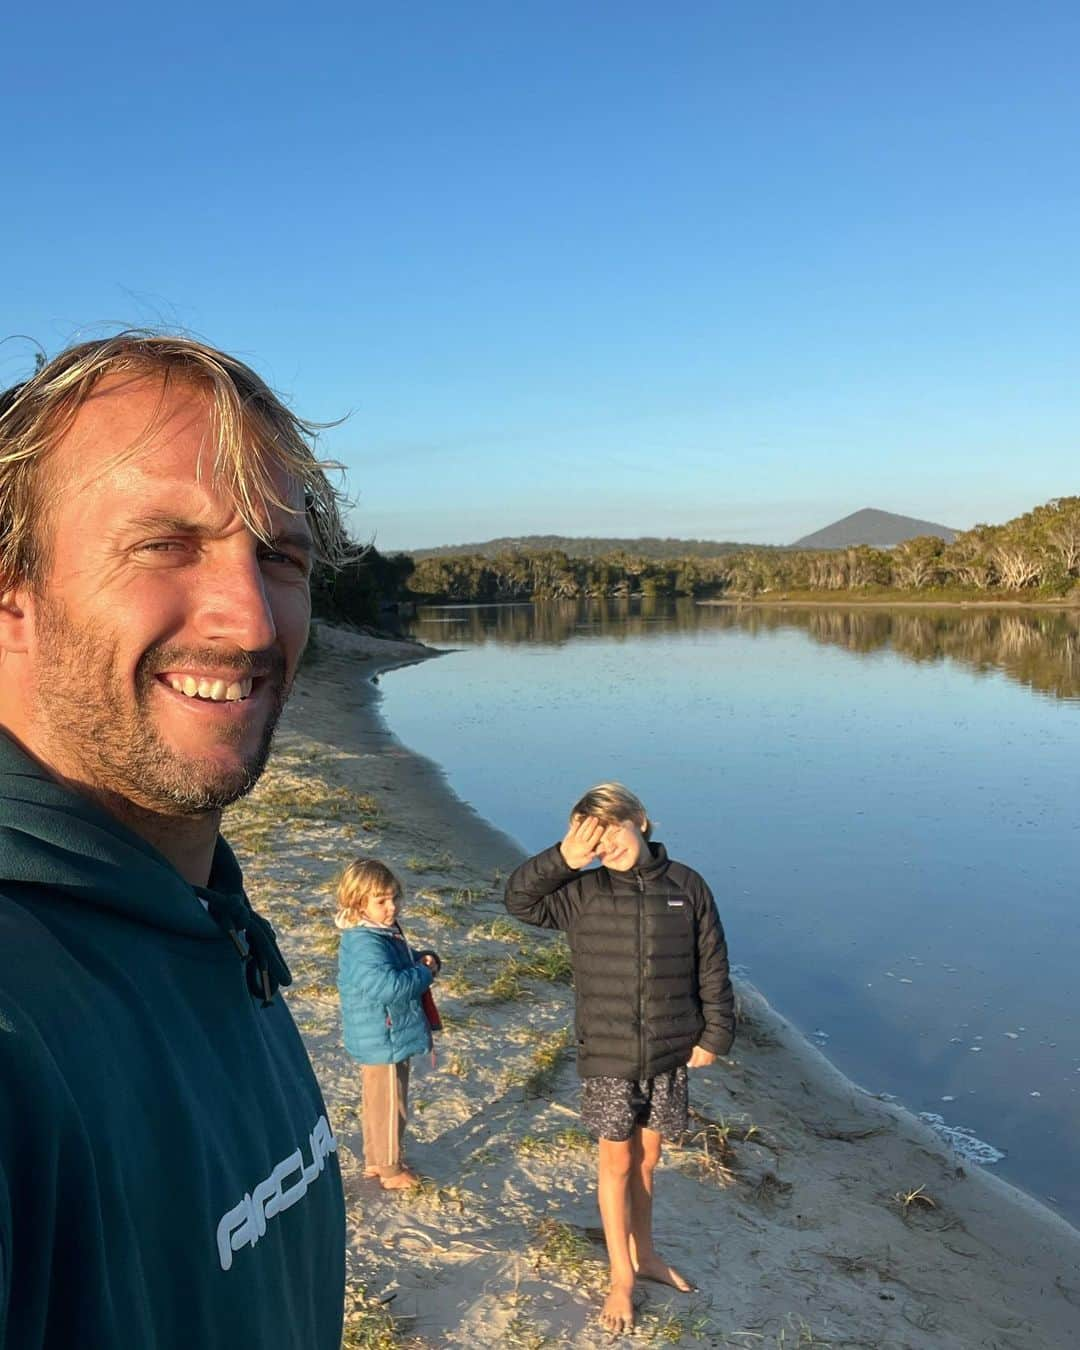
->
[136,540,188,555]
[262,549,304,568]
[260,548,311,574]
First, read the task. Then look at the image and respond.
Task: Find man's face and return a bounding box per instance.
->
[23,375,312,815]
[595,817,650,872]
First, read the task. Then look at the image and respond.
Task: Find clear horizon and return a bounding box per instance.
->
[3,3,1078,551]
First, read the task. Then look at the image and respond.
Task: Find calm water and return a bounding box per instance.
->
[381,600,1080,1223]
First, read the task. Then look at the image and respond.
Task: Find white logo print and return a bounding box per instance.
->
[216,1115,337,1271]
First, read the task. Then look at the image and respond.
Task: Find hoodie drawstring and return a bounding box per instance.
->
[205,891,292,1007]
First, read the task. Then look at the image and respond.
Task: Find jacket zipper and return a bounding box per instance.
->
[386,928,407,1033]
[636,870,645,1075]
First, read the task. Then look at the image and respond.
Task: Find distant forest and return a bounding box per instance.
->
[409,534,782,561]
[401,498,1080,603]
[309,497,1080,624]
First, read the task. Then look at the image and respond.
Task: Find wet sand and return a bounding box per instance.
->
[226,622,1080,1348]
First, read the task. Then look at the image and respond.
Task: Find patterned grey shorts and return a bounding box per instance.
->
[580,1066,689,1143]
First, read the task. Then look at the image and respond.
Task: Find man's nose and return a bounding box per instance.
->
[193,553,278,651]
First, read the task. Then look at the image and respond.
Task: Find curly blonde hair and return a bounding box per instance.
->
[0,330,352,590]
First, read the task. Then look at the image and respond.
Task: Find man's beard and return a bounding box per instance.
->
[33,597,289,815]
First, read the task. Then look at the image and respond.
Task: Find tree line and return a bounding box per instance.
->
[310,547,415,628]
[409,533,782,561]
[403,497,1080,602]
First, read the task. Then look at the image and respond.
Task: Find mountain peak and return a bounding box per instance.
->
[792,509,958,549]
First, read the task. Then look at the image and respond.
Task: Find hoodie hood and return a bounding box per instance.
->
[0,731,290,1000]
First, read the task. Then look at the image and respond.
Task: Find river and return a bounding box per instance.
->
[379,599,1080,1224]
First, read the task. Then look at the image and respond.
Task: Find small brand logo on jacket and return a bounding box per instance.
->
[216,1115,337,1271]
[666,899,684,907]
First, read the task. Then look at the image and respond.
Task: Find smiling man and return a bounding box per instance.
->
[0,335,347,1348]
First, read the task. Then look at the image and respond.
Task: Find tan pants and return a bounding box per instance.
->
[361,1060,410,1178]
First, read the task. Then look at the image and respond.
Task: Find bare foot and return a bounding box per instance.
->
[633,1253,695,1292]
[599,1283,635,1334]
[379,1167,421,1190]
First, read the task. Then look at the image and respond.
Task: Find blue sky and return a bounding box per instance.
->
[3,2,1078,549]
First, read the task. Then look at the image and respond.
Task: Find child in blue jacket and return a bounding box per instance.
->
[335,859,441,1189]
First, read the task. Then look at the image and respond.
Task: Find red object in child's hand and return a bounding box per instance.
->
[421,988,442,1032]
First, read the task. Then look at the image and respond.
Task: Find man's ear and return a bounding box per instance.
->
[0,585,30,654]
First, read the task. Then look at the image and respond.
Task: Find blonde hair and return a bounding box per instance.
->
[0,331,351,590]
[334,858,403,929]
[570,781,652,840]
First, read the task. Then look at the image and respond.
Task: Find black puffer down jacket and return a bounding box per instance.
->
[505,841,734,1080]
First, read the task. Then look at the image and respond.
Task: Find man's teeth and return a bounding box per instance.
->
[167,676,253,702]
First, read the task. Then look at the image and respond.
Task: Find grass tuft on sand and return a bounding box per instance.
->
[341,1284,409,1349]
[510,1027,574,1097]
[518,1126,593,1159]
[532,1218,602,1283]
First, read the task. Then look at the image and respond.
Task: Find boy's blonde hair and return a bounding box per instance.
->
[334,858,402,929]
[570,782,652,840]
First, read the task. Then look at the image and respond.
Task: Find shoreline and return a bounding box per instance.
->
[228,623,1080,1348]
[698,596,1080,611]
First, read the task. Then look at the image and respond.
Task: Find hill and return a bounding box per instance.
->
[792,509,958,549]
[405,534,777,561]
[399,497,1079,602]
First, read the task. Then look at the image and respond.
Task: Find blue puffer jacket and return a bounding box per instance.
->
[337,924,434,1065]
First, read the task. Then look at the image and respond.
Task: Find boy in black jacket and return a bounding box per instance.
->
[505,782,734,1334]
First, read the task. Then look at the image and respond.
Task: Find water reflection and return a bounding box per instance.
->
[391,596,1080,1220]
[410,600,1080,703]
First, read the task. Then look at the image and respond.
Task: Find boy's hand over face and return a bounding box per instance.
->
[559,815,605,870]
[687,1045,717,1069]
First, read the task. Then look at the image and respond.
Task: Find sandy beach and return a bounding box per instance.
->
[225,623,1080,1349]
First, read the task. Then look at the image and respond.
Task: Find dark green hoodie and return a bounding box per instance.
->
[0,735,345,1348]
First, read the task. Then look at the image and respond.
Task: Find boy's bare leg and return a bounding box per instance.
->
[597,1137,636,1332]
[627,1126,695,1291]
